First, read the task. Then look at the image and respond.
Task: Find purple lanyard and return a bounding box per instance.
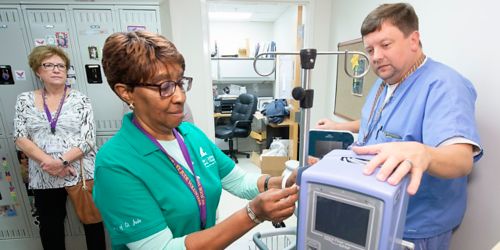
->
[132,118,207,229]
[42,85,67,134]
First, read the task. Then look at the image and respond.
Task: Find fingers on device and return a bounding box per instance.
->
[297,150,410,250]
[308,129,355,158]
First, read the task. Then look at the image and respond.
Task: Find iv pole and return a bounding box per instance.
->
[253,49,370,169]
[253,50,415,250]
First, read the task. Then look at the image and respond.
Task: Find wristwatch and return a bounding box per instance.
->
[246,203,262,224]
[58,157,69,167]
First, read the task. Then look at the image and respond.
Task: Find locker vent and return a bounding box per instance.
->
[28,10,66,24]
[96,135,113,148]
[0,9,18,23]
[0,228,29,239]
[75,10,112,23]
[121,10,155,24]
[96,119,121,131]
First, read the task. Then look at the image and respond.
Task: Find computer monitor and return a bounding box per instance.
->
[308,129,354,159]
[297,150,409,250]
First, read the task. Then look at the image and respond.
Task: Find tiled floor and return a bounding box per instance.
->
[217,157,297,250]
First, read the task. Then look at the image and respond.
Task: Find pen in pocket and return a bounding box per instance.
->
[383,130,402,139]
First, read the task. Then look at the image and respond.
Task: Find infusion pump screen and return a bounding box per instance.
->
[314,141,343,158]
[315,196,370,247]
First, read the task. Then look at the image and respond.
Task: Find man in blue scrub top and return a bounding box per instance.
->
[316,3,483,250]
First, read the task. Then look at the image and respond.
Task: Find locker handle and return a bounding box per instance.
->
[44,25,55,29]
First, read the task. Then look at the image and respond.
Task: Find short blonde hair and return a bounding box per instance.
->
[28,46,70,73]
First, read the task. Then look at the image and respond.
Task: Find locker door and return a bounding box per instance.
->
[22,6,85,92]
[118,6,160,33]
[0,138,33,239]
[0,6,37,138]
[71,8,123,133]
[0,112,4,137]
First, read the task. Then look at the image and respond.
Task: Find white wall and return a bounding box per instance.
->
[302,0,334,125]
[164,0,215,139]
[321,1,500,249]
[273,5,298,98]
[273,5,297,52]
[209,21,274,57]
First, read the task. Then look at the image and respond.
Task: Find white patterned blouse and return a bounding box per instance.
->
[13,89,96,189]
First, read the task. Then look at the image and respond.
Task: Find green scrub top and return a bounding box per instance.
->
[93,113,235,248]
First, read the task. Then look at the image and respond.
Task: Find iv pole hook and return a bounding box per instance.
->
[253,50,370,79]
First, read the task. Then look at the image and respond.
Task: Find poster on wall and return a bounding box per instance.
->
[1,65,14,85]
[46,35,56,46]
[0,204,17,217]
[15,70,26,81]
[56,32,69,48]
[127,25,146,32]
[88,46,99,59]
[34,38,46,46]
[16,150,39,225]
[334,38,377,120]
[351,55,367,96]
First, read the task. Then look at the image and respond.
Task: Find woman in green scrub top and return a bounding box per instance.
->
[94,30,299,250]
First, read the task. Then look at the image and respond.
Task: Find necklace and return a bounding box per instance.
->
[361,54,426,144]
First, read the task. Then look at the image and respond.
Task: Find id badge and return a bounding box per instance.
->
[45,137,64,154]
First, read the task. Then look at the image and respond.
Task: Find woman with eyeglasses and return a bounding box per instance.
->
[13,45,106,250]
[95,31,299,249]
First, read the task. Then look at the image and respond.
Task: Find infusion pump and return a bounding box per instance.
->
[297,150,410,250]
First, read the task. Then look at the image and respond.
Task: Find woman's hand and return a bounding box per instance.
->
[250,185,299,223]
[57,167,77,177]
[307,156,320,166]
[40,158,75,177]
[285,169,298,188]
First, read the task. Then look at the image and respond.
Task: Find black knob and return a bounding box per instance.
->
[292,87,305,100]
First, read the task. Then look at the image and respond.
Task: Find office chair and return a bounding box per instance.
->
[215,93,257,163]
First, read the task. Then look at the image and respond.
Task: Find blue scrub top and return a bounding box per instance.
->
[358,58,482,238]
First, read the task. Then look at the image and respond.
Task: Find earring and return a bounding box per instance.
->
[128,103,135,110]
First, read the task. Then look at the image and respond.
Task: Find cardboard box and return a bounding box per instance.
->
[251,111,266,133]
[251,151,288,177]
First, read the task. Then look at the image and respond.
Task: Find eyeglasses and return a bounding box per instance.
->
[134,77,193,97]
[41,63,67,71]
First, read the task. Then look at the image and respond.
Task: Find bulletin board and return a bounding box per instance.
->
[334,38,378,120]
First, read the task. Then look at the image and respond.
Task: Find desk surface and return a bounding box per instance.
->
[268,118,295,127]
[213,113,231,118]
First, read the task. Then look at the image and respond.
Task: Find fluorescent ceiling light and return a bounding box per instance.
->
[209,12,252,21]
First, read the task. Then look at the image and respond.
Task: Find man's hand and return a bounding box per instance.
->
[315,118,337,130]
[352,141,431,195]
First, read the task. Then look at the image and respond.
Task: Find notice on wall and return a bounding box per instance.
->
[14,70,26,81]
[127,25,146,32]
[56,32,69,48]
[0,65,14,85]
[0,204,17,217]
